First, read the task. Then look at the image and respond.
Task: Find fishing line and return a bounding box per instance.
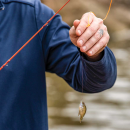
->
[87,0,113,27]
[0,0,113,72]
[0,0,71,71]
[103,0,113,21]
[82,0,113,93]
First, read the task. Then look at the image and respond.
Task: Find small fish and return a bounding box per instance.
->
[78,101,87,123]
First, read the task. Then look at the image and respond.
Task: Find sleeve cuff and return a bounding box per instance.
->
[79,47,107,66]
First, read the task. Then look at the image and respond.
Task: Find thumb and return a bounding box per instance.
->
[73,19,80,29]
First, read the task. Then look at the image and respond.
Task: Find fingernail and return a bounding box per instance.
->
[79,40,83,46]
[78,30,81,35]
[89,51,92,55]
[83,46,86,51]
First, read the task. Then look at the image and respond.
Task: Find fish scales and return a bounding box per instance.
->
[78,101,87,123]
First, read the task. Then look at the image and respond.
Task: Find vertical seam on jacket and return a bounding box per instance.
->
[34,0,42,42]
[33,2,46,128]
[34,0,47,68]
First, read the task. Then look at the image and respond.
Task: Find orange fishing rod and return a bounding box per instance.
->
[0,0,113,71]
[0,0,71,71]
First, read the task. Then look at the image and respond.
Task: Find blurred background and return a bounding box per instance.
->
[42,0,130,130]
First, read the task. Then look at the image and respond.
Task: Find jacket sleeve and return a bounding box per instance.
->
[35,1,117,93]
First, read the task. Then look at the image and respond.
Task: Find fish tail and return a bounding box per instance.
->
[80,120,82,123]
[80,116,83,123]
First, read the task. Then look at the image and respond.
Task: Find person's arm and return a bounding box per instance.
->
[35,1,117,93]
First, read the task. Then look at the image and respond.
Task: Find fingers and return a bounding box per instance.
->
[77,18,103,47]
[69,26,78,46]
[69,19,80,38]
[73,19,80,29]
[76,12,94,36]
[85,46,105,62]
[86,31,110,56]
[80,27,105,52]
[69,26,76,37]
[69,12,110,58]
[69,20,81,46]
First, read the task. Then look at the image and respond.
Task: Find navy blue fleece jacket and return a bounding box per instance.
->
[0,0,117,129]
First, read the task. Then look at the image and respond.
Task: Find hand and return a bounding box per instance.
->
[69,12,110,61]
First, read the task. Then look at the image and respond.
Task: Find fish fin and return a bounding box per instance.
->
[80,116,83,122]
[85,106,87,115]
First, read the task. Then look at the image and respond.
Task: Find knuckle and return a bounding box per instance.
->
[82,13,88,18]
[84,44,89,50]
[78,21,87,30]
[104,34,110,42]
[102,38,108,45]
[108,34,110,39]
[103,25,107,31]
[96,44,100,50]
[105,38,109,43]
[100,41,104,45]
[93,22,99,28]
[95,32,101,39]
[90,13,94,19]
[83,20,88,26]
[106,34,110,40]
[86,30,92,37]
[97,18,103,24]
[89,38,95,44]
[89,26,96,32]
